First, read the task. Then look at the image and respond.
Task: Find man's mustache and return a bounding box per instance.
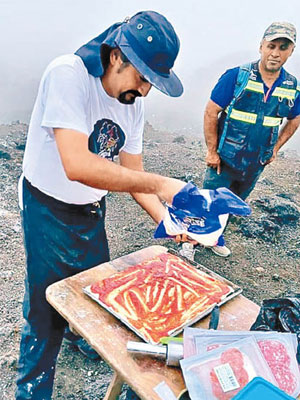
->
[118,90,142,105]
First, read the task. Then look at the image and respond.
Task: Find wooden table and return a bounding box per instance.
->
[46,245,260,400]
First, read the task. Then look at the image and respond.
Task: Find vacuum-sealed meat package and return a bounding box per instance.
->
[183,327,298,357]
[194,334,300,396]
[256,334,300,396]
[180,337,277,400]
[183,328,300,397]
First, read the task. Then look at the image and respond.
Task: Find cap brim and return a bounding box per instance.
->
[265,33,295,44]
[116,32,183,97]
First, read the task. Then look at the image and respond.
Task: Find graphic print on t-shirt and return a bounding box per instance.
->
[88,119,125,160]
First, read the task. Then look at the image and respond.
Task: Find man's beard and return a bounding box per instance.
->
[118,90,142,105]
[266,65,281,73]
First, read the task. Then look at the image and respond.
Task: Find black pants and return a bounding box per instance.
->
[16,178,109,399]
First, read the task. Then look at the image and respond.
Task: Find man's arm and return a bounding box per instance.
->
[54,128,185,204]
[265,115,300,164]
[118,151,166,223]
[118,151,198,245]
[203,100,223,174]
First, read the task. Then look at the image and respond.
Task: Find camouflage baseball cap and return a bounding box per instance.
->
[262,22,296,44]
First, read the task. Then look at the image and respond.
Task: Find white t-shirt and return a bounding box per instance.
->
[22,54,144,204]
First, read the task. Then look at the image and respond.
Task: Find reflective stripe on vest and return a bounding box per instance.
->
[227,108,257,124]
[262,116,282,127]
[245,80,264,93]
[226,108,281,127]
[272,87,296,100]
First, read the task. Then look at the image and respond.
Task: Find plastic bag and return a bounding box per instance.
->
[250,296,300,363]
[256,334,300,396]
[183,327,297,358]
[184,328,300,397]
[180,337,276,400]
[195,333,300,397]
[154,183,251,247]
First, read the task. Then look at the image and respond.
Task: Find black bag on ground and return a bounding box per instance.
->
[250,296,300,362]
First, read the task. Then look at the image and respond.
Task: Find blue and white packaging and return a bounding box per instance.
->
[154,183,251,247]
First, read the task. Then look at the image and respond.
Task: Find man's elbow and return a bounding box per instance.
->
[205,101,222,119]
[65,169,80,182]
[61,157,85,182]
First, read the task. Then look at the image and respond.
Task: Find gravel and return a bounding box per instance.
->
[0,121,300,399]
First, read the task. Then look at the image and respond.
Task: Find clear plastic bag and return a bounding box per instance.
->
[183,328,300,397]
[180,337,276,400]
[255,333,300,396]
[183,327,298,357]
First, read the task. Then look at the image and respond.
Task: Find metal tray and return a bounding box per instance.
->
[83,249,242,344]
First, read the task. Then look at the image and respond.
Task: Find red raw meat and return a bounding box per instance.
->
[210,349,249,399]
[270,364,297,395]
[257,339,297,395]
[258,339,290,365]
[220,348,244,369]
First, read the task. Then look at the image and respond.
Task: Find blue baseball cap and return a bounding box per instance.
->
[76,11,183,97]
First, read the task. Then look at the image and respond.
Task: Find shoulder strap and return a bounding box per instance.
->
[217,63,251,153]
[234,62,252,97]
[296,81,300,103]
[281,69,299,105]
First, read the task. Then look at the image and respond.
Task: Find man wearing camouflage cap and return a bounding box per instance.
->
[202,21,300,257]
[16,11,185,399]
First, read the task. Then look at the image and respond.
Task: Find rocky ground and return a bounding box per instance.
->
[0,121,300,399]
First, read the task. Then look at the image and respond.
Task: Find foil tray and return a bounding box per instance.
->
[83,249,242,345]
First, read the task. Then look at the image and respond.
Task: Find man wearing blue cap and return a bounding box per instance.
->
[202,21,300,257]
[16,11,184,399]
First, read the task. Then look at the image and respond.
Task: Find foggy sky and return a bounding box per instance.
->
[1,0,300,150]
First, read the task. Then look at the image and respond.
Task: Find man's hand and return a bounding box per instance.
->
[265,116,300,165]
[263,149,278,165]
[157,177,187,204]
[175,233,198,245]
[205,150,221,174]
